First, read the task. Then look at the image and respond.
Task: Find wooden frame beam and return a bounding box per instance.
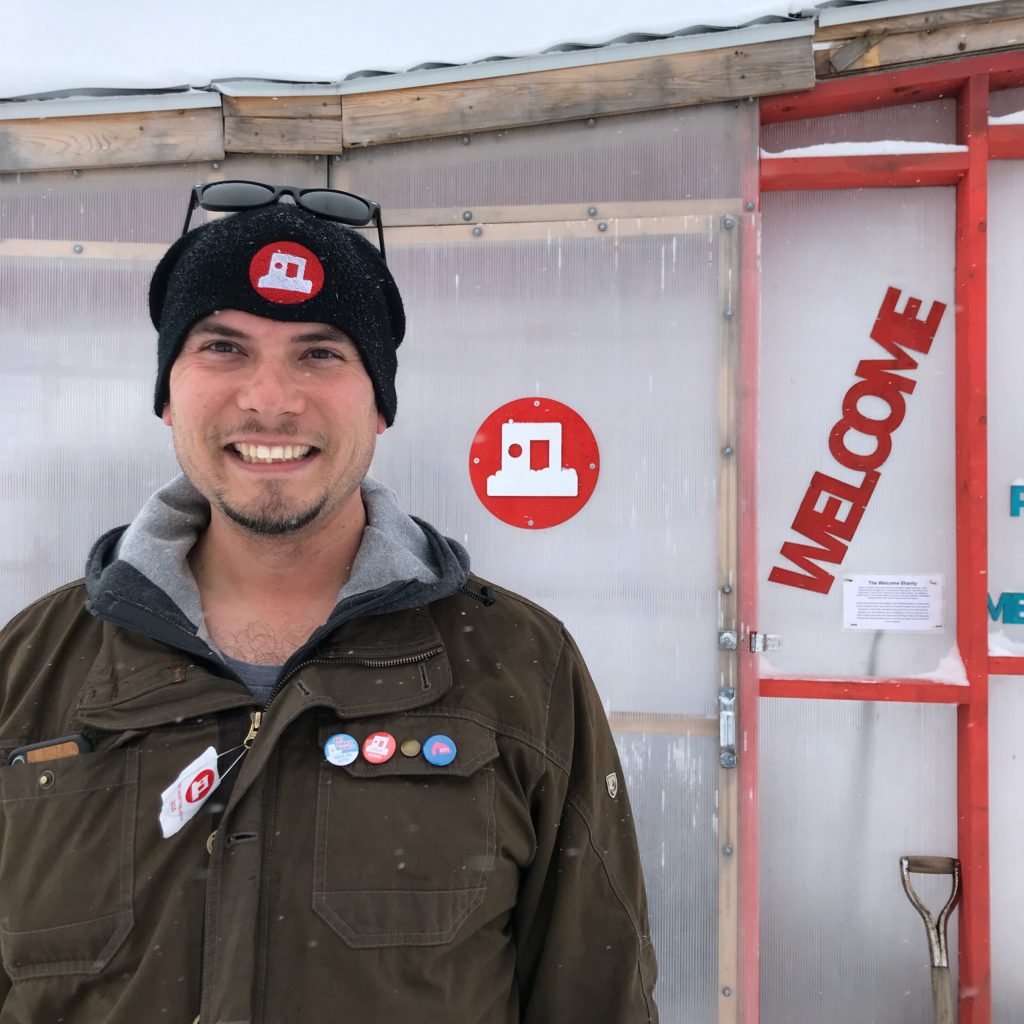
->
[0,107,223,174]
[814,14,1024,78]
[760,151,968,190]
[759,678,969,703]
[761,49,1024,123]
[340,36,813,147]
[989,122,1024,158]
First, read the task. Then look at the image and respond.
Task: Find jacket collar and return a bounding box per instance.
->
[83,474,470,679]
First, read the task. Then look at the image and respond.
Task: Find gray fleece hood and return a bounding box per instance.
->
[84,475,470,678]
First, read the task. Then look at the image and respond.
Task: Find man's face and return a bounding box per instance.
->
[162,309,386,536]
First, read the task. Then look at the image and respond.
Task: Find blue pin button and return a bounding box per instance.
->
[323,733,360,767]
[423,734,457,766]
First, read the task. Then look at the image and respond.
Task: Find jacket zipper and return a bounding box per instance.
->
[243,710,263,748]
[266,646,444,705]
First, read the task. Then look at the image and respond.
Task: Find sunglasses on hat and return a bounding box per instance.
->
[182,180,387,261]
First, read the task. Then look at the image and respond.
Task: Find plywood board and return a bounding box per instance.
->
[342,36,813,147]
[222,95,341,119]
[0,107,224,173]
[816,15,1024,76]
[224,115,344,154]
[815,1,1024,42]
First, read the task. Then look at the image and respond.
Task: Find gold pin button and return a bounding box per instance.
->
[206,831,217,856]
[400,739,421,757]
[38,770,54,789]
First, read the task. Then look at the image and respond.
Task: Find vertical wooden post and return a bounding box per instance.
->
[717,212,741,1024]
[955,71,990,1024]
[738,99,762,1024]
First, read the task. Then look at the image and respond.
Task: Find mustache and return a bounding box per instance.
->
[212,420,329,447]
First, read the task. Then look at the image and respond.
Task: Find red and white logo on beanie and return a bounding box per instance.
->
[249,241,325,304]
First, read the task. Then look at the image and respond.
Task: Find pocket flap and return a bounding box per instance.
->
[320,717,498,779]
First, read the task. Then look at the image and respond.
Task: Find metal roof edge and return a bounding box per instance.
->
[0,89,220,121]
[818,0,996,27]
[215,19,816,98]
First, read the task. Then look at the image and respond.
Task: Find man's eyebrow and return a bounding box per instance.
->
[184,321,350,345]
[290,327,351,344]
[186,320,247,340]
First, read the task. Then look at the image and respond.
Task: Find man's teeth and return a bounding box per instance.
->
[232,443,312,464]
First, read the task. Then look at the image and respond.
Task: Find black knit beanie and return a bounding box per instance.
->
[149,204,405,425]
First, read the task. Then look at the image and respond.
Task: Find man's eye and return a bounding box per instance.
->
[307,348,342,360]
[206,340,240,354]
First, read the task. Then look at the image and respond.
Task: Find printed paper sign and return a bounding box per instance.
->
[159,746,221,838]
[842,574,944,631]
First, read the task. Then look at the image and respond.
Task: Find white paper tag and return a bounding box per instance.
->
[159,746,221,838]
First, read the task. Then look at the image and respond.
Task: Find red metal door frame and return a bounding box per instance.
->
[749,50,1024,1024]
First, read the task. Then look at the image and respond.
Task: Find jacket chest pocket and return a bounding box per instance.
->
[313,717,499,948]
[0,747,138,979]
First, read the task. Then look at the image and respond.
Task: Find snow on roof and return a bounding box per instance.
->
[0,0,989,104]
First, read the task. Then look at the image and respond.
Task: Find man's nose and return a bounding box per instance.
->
[235,357,306,416]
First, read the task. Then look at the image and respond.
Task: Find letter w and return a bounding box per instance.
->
[768,534,847,595]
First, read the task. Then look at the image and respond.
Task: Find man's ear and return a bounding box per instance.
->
[161,402,173,427]
[376,413,387,436]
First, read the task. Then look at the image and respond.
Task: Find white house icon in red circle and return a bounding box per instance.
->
[258,251,313,294]
[487,421,578,497]
[469,397,599,530]
[186,769,215,804]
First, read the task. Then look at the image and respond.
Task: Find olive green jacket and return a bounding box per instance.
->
[0,575,657,1023]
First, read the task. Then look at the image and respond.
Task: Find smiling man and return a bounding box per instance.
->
[0,194,657,1023]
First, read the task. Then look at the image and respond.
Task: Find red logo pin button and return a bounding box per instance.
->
[249,241,324,304]
[469,397,600,529]
[362,732,397,764]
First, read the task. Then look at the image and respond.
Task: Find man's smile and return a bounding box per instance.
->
[228,441,318,464]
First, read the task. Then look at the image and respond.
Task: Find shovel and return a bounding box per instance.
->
[899,855,962,1024]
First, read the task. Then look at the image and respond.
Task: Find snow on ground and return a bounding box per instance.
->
[1,0,882,99]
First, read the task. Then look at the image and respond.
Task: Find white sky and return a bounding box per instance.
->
[0,0,878,100]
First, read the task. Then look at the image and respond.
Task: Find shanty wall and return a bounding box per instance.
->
[1,101,755,1022]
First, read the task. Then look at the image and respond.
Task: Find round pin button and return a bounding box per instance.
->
[423,734,457,767]
[323,733,360,767]
[400,739,421,758]
[362,731,397,764]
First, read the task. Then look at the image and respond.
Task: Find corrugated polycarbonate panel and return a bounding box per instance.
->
[990,86,1024,118]
[986,161,1024,655]
[990,677,1024,1022]
[761,99,957,153]
[0,156,326,625]
[760,698,959,1024]
[759,189,958,681]
[335,102,756,209]
[371,220,730,716]
[617,731,718,1021]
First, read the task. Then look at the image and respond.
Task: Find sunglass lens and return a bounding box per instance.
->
[301,190,372,224]
[199,181,276,210]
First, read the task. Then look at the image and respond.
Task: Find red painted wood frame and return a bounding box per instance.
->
[752,52,1024,1024]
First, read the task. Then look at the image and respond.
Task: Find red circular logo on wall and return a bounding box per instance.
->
[249,241,324,303]
[469,397,600,530]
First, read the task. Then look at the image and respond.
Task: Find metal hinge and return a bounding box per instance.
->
[749,632,782,653]
[719,687,737,769]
